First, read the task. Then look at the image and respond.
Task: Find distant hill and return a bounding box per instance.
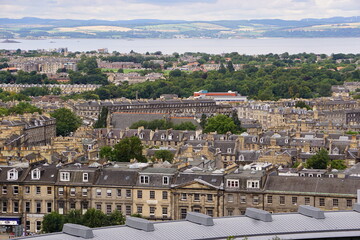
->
[1,16,359,39]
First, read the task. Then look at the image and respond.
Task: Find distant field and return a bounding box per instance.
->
[136,23,229,32]
[54,26,133,33]
[295,22,360,31]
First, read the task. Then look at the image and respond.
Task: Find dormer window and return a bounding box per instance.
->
[216,148,221,153]
[285,138,289,144]
[247,180,260,189]
[168,134,173,140]
[7,169,18,181]
[140,175,149,184]
[83,173,89,182]
[239,155,245,161]
[260,138,264,143]
[139,133,144,139]
[227,148,232,154]
[60,172,70,181]
[160,134,165,140]
[227,179,239,188]
[31,168,41,180]
[163,176,169,185]
[189,135,194,140]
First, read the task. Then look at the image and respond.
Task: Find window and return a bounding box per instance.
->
[31,168,41,180]
[227,148,232,153]
[163,176,169,185]
[267,195,273,204]
[25,186,30,194]
[2,186,6,194]
[292,197,298,205]
[82,188,88,196]
[333,199,339,207]
[162,191,168,200]
[25,202,30,213]
[96,204,101,210]
[26,221,30,231]
[47,202,52,213]
[206,209,213,217]
[106,189,112,197]
[36,186,41,195]
[96,189,102,196]
[58,201,64,215]
[137,206,143,214]
[140,175,149,184]
[106,204,112,214]
[2,202,7,213]
[82,202,88,214]
[70,188,76,196]
[228,194,234,202]
[207,194,213,202]
[162,207,168,218]
[150,207,156,216]
[7,168,18,181]
[150,191,155,199]
[117,189,121,197]
[36,221,41,232]
[36,202,41,213]
[82,173,89,182]
[227,179,239,188]
[240,196,246,204]
[60,172,70,181]
[58,187,64,195]
[180,208,187,219]
[194,193,200,201]
[70,202,76,210]
[319,198,325,207]
[13,186,19,195]
[247,180,260,189]
[126,190,131,198]
[181,193,187,200]
[280,196,285,205]
[126,205,131,215]
[116,205,122,212]
[13,202,19,213]
[347,199,353,207]
[253,196,259,205]
[305,197,310,205]
[47,187,52,195]
[227,209,233,216]
[137,190,143,199]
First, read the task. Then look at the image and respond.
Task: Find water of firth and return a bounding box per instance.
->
[0,38,359,54]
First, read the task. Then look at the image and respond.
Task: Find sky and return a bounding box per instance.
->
[1,0,359,21]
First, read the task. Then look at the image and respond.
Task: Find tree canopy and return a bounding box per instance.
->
[204,114,238,134]
[50,108,82,136]
[153,150,174,163]
[306,149,330,169]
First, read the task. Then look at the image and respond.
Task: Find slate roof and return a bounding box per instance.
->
[95,168,138,187]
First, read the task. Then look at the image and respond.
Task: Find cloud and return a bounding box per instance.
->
[0,0,359,20]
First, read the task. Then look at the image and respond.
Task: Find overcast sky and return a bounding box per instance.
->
[1,0,359,21]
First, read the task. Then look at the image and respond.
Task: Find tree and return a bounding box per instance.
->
[295,101,312,110]
[306,149,330,169]
[154,150,174,162]
[200,113,207,129]
[42,212,64,233]
[227,61,235,72]
[81,209,108,228]
[50,108,82,136]
[117,68,124,73]
[99,146,114,161]
[173,121,197,130]
[8,102,42,115]
[169,69,182,77]
[112,136,146,162]
[204,114,237,134]
[64,210,83,225]
[94,107,108,128]
[231,111,246,133]
[107,210,126,226]
[330,159,347,170]
[218,63,226,74]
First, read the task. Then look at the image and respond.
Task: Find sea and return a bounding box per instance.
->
[0,38,359,54]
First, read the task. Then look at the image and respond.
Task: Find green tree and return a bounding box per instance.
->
[81,209,108,228]
[106,210,126,226]
[94,107,108,128]
[306,149,330,169]
[42,212,64,233]
[113,136,146,162]
[64,210,83,225]
[330,159,347,170]
[99,146,114,161]
[154,150,174,162]
[231,111,246,133]
[50,108,82,136]
[295,101,312,110]
[8,102,42,115]
[204,114,237,134]
[173,121,197,130]
[200,113,207,129]
[51,87,62,95]
[117,68,124,73]
[218,63,226,74]
[227,61,235,72]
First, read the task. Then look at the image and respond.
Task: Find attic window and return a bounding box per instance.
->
[247,180,259,189]
[285,138,289,144]
[83,173,89,182]
[60,172,70,181]
[216,148,221,153]
[189,135,195,140]
[140,175,149,184]
[139,133,144,139]
[227,148,232,154]
[239,155,245,161]
[260,138,264,143]
[161,134,165,140]
[7,169,18,181]
[252,137,257,143]
[168,134,173,140]
[31,168,40,180]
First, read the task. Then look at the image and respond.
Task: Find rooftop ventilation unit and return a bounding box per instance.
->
[186,212,214,226]
[126,216,155,232]
[245,208,272,222]
[62,223,94,239]
[298,205,325,219]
